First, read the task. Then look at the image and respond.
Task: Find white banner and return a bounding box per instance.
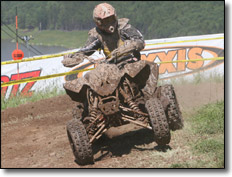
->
[1,33,224,99]
[142,33,224,80]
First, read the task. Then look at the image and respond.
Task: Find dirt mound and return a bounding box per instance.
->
[1,82,224,168]
[1,95,73,122]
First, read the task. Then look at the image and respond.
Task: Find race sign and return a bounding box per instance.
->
[12,49,24,60]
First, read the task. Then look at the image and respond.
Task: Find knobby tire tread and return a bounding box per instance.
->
[66,119,93,165]
[145,98,170,146]
[161,84,183,131]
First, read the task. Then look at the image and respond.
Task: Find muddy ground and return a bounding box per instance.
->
[1,82,224,168]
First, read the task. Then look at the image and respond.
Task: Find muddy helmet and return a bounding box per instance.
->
[93,3,118,33]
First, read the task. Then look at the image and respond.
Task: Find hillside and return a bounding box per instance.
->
[1,1,224,40]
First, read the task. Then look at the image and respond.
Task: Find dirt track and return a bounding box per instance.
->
[1,82,224,168]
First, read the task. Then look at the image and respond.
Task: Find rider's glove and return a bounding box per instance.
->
[62,52,84,67]
[110,40,141,60]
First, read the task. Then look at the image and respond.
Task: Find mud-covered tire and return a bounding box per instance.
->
[145,98,171,146]
[161,84,183,131]
[66,119,94,165]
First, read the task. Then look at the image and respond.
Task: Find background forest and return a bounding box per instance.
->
[1,1,224,40]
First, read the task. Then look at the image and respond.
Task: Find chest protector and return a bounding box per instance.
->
[96,18,129,59]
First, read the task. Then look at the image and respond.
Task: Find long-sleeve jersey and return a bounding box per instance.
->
[78,18,145,60]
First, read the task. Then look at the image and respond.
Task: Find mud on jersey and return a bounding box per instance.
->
[79,18,145,60]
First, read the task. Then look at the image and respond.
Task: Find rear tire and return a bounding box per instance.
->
[145,98,170,146]
[160,84,183,131]
[66,119,94,165]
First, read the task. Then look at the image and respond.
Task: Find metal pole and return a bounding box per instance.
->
[16,6,20,80]
[26,37,30,57]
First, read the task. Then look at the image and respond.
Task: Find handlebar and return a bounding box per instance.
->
[62,51,135,68]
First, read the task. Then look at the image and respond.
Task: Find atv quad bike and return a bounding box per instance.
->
[62,53,183,165]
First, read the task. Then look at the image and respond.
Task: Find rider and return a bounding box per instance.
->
[63,2,145,66]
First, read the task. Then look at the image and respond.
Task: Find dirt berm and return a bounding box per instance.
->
[1,82,224,168]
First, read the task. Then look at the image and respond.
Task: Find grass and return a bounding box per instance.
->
[189,101,224,168]
[170,163,191,168]
[168,101,224,168]
[191,101,224,134]
[1,86,66,110]
[158,71,224,86]
[1,25,88,49]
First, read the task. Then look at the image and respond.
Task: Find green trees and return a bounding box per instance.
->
[1,1,224,39]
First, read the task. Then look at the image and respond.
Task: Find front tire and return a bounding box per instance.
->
[145,98,171,146]
[160,84,183,131]
[66,119,94,165]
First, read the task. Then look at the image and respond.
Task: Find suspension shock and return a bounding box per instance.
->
[87,89,98,120]
[90,96,98,120]
[86,95,99,137]
[127,96,140,111]
[119,86,140,111]
[122,78,140,111]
